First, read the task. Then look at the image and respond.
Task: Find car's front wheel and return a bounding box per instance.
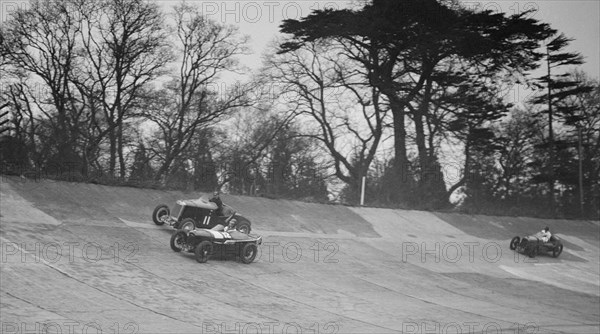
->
[239,243,258,264]
[528,245,538,258]
[179,218,196,232]
[195,241,213,263]
[152,204,169,225]
[170,230,187,252]
[552,244,563,258]
[510,236,520,250]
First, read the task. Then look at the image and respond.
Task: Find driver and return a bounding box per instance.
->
[540,226,551,242]
[209,190,224,216]
[535,226,552,243]
[224,218,237,232]
[210,214,236,232]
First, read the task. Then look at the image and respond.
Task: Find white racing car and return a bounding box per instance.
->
[170,227,262,264]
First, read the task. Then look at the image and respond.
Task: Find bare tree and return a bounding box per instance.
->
[214,108,298,193]
[145,2,251,183]
[1,0,86,164]
[74,0,170,177]
[264,40,387,196]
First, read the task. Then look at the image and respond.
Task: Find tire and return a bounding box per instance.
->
[152,204,169,225]
[239,243,258,264]
[179,218,196,232]
[519,238,528,250]
[510,236,520,250]
[195,241,213,263]
[552,244,563,258]
[237,222,251,234]
[528,246,538,258]
[170,230,187,252]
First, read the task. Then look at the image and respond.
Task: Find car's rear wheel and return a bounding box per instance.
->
[510,236,520,250]
[179,218,196,232]
[239,243,258,264]
[237,222,251,234]
[152,204,169,225]
[552,244,563,258]
[195,241,213,263]
[170,230,187,252]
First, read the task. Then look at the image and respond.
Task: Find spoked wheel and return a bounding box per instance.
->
[179,218,196,232]
[510,236,520,250]
[195,241,213,263]
[239,243,258,264]
[170,230,187,252]
[152,204,169,225]
[237,222,251,234]
[552,244,563,258]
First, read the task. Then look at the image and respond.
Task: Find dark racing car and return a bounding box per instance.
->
[152,195,252,234]
[170,227,262,264]
[510,233,564,258]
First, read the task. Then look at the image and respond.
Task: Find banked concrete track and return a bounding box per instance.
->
[1,176,598,334]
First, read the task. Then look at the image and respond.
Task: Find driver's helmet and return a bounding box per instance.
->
[544,226,550,232]
[228,218,237,227]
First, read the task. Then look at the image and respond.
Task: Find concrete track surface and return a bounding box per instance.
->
[1,177,598,334]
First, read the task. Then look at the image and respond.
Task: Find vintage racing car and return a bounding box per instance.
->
[152,195,252,234]
[510,233,564,258]
[170,228,262,264]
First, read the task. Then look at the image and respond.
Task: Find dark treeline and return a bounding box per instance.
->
[1,0,598,218]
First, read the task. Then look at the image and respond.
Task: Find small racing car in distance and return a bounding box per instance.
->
[510,233,564,258]
[152,195,252,234]
[170,227,262,264]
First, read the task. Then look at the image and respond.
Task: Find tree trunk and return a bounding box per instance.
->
[447,138,470,203]
[118,121,126,179]
[154,153,174,183]
[109,126,116,177]
[390,98,410,199]
[546,50,556,210]
[413,81,432,189]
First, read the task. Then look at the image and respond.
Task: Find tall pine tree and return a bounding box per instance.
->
[531,33,590,210]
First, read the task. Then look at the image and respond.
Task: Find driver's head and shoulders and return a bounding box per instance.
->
[224,218,237,232]
[532,227,551,242]
[529,226,551,241]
